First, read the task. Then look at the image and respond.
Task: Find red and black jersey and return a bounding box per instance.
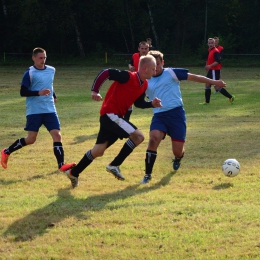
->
[91,69,149,117]
[216,45,224,69]
[207,47,221,70]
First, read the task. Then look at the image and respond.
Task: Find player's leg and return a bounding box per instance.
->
[105,114,143,180]
[1,114,40,169]
[172,141,185,171]
[167,107,186,171]
[200,70,212,104]
[140,129,164,184]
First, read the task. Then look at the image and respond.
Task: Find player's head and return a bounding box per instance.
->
[207,38,215,49]
[32,47,47,69]
[138,41,149,56]
[213,36,219,46]
[138,54,156,80]
[148,50,164,76]
[146,38,152,46]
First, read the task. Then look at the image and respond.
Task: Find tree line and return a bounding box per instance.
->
[1,0,260,57]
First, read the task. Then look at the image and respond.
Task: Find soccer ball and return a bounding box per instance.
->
[222,159,240,177]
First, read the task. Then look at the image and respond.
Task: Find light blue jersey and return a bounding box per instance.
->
[21,65,56,116]
[147,68,189,114]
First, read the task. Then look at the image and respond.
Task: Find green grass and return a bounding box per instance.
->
[1,65,260,259]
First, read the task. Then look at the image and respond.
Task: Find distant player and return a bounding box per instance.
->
[200,38,234,105]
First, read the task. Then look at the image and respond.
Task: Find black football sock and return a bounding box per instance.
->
[145,150,157,175]
[5,138,27,154]
[71,150,94,177]
[205,89,211,103]
[53,142,64,169]
[219,88,232,99]
[110,139,136,166]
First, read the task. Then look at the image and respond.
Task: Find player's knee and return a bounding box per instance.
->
[25,138,36,145]
[131,131,144,145]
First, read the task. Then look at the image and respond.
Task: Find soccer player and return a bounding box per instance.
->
[128,41,149,72]
[1,47,75,171]
[139,50,226,184]
[213,36,224,93]
[146,38,156,51]
[200,37,234,105]
[126,41,150,121]
[60,55,162,188]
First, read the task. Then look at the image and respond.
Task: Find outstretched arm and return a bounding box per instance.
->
[187,73,226,88]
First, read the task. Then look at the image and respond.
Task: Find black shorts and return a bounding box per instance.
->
[96,114,137,147]
[206,69,220,80]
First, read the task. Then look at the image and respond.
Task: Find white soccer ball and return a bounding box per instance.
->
[222,159,240,177]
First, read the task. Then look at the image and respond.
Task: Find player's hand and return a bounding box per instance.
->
[39,89,51,96]
[91,91,102,101]
[152,97,162,108]
[215,80,226,88]
[204,65,210,70]
[129,66,135,72]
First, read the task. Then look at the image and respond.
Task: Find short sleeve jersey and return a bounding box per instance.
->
[21,65,56,116]
[146,68,188,114]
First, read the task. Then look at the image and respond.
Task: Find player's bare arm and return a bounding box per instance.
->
[187,73,226,87]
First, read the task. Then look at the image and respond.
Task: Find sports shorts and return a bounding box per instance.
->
[96,113,137,147]
[150,106,186,142]
[206,69,220,80]
[24,113,60,132]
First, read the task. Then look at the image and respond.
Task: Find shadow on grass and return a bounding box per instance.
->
[212,182,234,190]
[0,171,58,186]
[70,134,98,144]
[2,171,176,242]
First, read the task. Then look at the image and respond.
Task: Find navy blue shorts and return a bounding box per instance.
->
[150,107,186,142]
[24,113,60,132]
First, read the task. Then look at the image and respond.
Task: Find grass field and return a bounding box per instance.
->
[1,64,260,259]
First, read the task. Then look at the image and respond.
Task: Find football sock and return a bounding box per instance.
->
[110,139,136,166]
[53,142,64,169]
[219,88,232,99]
[71,150,94,177]
[145,150,157,175]
[205,89,211,103]
[5,138,27,154]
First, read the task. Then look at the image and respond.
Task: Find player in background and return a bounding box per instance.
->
[60,55,162,188]
[146,38,156,51]
[1,47,75,171]
[139,50,226,184]
[213,36,224,93]
[200,38,234,105]
[125,41,150,121]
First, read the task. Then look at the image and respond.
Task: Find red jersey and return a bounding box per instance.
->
[132,53,140,71]
[91,69,148,117]
[216,45,224,69]
[207,47,221,70]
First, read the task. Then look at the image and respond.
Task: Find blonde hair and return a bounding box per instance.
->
[139,54,156,67]
[148,50,163,61]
